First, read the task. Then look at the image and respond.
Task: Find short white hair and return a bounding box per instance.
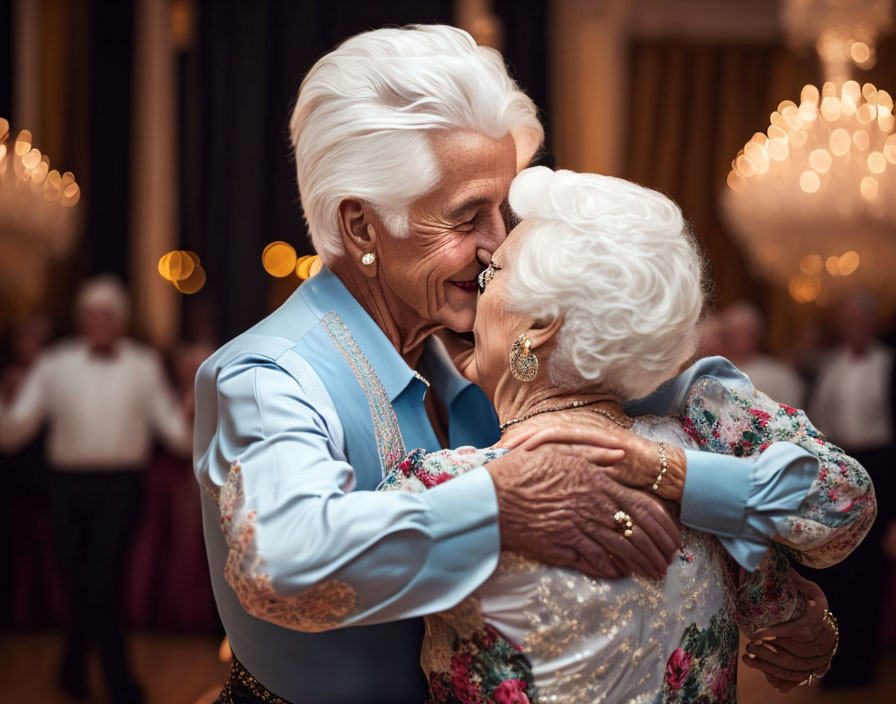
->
[506,167,704,399]
[75,274,129,323]
[289,24,544,264]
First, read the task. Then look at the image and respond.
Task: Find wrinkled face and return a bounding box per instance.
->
[462,223,534,398]
[375,130,517,332]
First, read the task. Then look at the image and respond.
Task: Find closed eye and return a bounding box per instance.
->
[478,262,502,291]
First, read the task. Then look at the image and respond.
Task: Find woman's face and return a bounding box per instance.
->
[375,130,518,333]
[461,223,534,398]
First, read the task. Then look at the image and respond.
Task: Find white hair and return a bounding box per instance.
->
[289,24,544,264]
[75,274,130,322]
[506,167,704,399]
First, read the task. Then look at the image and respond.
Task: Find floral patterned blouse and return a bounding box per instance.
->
[379,378,875,704]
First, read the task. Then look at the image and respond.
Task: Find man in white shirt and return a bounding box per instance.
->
[808,292,894,689]
[0,275,191,704]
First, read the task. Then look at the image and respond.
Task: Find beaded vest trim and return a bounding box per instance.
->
[320,311,407,475]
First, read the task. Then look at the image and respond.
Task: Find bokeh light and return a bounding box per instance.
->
[157,250,206,294]
[838,250,861,276]
[262,241,297,277]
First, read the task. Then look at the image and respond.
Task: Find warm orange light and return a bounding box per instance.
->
[809,149,832,173]
[61,183,80,206]
[850,42,872,64]
[825,256,840,276]
[174,264,207,294]
[788,275,821,303]
[262,241,297,277]
[868,152,887,174]
[767,139,789,161]
[853,130,870,151]
[800,254,823,275]
[820,96,841,122]
[158,250,195,282]
[726,171,745,191]
[22,148,41,169]
[799,170,820,193]
[789,129,808,148]
[838,251,860,276]
[829,128,851,156]
[296,255,317,280]
[14,130,31,156]
[860,176,879,200]
[884,135,896,165]
[798,101,819,122]
[856,103,876,124]
[800,85,819,105]
[309,257,323,278]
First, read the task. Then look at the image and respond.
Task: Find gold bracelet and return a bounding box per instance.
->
[823,608,839,657]
[651,442,668,492]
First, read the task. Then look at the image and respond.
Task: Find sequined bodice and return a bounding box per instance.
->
[431,417,740,704]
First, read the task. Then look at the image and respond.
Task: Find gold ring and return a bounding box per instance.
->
[614,510,634,538]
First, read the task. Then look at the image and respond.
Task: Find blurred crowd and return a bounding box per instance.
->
[0,274,218,704]
[2,277,896,701]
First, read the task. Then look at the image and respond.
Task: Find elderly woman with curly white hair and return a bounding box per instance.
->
[381,167,874,703]
[195,24,872,704]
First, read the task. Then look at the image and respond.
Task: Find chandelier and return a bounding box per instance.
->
[721,0,896,308]
[0,119,81,319]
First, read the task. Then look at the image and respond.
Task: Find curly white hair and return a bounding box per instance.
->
[506,167,705,399]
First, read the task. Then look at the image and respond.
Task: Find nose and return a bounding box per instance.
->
[475,209,507,265]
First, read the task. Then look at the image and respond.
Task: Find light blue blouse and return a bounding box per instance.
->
[193,268,814,701]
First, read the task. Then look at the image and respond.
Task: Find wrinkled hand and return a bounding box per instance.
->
[504,424,688,503]
[486,441,681,580]
[742,569,836,692]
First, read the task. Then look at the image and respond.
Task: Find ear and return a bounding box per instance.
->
[337,198,379,278]
[526,313,565,351]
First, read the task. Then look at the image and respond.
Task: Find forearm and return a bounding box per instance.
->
[213,458,500,631]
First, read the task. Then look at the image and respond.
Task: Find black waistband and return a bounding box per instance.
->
[216,657,293,704]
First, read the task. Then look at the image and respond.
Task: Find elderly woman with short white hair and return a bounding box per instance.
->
[381,167,873,703]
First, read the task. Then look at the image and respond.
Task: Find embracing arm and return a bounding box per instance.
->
[679,374,875,569]
[626,356,876,570]
[199,355,501,632]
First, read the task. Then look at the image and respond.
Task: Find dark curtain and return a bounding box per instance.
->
[185,0,548,340]
[83,0,134,282]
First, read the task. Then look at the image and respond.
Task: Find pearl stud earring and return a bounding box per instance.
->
[361,253,376,266]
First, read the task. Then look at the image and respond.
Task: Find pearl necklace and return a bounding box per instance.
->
[499,399,633,431]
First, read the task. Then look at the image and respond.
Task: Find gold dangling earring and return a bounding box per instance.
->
[510,333,539,382]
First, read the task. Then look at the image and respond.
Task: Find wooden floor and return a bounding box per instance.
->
[0,631,892,703]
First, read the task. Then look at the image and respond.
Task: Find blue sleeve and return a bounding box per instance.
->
[623,356,752,417]
[198,356,501,631]
[680,444,817,570]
